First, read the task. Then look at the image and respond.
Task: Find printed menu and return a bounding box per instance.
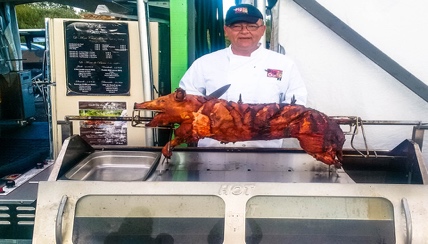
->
[65,21,130,95]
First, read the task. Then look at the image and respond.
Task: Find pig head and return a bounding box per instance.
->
[134,88,207,127]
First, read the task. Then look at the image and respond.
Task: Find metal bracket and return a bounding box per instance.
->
[57,120,73,143]
[331,116,375,158]
[412,124,426,150]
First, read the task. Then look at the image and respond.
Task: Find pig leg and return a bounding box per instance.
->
[147,113,182,127]
[161,121,195,158]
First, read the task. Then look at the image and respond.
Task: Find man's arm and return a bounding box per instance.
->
[178,61,206,96]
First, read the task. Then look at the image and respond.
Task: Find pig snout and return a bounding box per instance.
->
[134,102,148,109]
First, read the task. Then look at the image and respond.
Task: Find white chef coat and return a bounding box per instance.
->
[179,44,307,148]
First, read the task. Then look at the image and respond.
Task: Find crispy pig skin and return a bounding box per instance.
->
[134,88,345,167]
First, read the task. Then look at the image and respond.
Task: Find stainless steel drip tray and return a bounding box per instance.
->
[64,151,161,181]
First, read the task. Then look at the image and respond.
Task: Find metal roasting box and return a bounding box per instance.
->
[29,133,428,243]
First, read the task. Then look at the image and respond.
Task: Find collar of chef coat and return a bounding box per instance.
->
[226,43,264,59]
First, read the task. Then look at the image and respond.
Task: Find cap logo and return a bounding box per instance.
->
[234,7,249,14]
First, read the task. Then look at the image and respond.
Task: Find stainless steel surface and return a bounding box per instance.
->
[33,181,428,244]
[413,125,425,150]
[51,135,427,185]
[0,160,53,196]
[148,150,354,183]
[31,133,428,243]
[402,198,413,244]
[0,164,53,240]
[137,0,154,146]
[64,151,161,181]
[48,135,94,181]
[55,195,67,244]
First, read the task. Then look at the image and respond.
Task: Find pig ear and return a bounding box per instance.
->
[175,88,186,101]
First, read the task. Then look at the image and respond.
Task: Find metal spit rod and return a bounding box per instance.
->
[65,115,151,122]
[332,117,428,127]
[62,115,428,158]
[332,116,428,157]
[63,115,428,131]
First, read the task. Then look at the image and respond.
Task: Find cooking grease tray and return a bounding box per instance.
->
[64,151,161,181]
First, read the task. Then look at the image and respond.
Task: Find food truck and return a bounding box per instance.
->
[1,0,428,243]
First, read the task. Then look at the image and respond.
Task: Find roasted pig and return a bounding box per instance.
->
[134,88,345,167]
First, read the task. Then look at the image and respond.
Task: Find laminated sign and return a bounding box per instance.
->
[65,21,130,95]
[79,101,128,145]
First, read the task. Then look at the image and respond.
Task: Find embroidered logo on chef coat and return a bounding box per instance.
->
[266,69,283,80]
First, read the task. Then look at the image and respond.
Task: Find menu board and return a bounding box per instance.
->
[65,21,130,95]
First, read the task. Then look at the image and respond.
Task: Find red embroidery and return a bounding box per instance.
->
[266,69,283,80]
[234,7,249,14]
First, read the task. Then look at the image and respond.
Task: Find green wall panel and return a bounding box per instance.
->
[170,0,188,90]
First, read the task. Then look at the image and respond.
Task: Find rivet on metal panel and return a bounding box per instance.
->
[227,212,244,232]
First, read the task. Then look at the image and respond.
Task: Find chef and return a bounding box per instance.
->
[179,3,307,148]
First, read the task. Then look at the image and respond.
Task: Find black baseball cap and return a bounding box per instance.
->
[225,4,263,26]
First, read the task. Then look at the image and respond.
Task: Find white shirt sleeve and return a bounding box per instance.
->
[179,49,230,97]
[283,61,307,106]
[179,60,207,96]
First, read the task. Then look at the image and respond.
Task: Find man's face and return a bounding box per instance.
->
[224,19,266,52]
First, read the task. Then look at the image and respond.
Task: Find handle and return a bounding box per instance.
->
[55,195,68,244]
[401,198,412,244]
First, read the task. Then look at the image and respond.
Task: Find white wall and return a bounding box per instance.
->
[279,0,428,162]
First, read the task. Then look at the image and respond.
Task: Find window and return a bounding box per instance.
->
[245,196,395,244]
[73,195,225,243]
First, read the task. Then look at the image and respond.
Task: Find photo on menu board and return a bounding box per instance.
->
[64,21,130,95]
[79,101,128,145]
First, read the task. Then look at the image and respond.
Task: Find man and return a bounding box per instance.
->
[179,4,307,148]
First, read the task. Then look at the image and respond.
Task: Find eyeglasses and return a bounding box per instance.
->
[228,24,263,32]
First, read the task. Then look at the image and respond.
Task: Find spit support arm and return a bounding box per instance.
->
[332,117,428,157]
